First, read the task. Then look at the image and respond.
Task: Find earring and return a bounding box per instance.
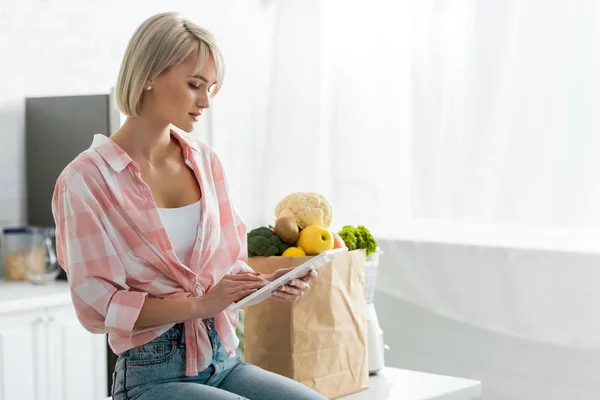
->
[146,86,153,91]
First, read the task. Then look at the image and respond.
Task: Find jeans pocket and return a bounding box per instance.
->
[125,340,179,367]
[123,340,186,391]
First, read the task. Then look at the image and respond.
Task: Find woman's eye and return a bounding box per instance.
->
[188,83,200,89]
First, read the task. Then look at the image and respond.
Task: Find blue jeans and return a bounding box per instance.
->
[112,320,326,399]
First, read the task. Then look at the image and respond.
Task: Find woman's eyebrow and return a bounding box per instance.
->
[190,75,216,85]
[190,74,208,82]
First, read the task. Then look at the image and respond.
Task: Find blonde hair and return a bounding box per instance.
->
[115,12,225,117]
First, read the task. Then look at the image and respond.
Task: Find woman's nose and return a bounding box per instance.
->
[197,93,210,109]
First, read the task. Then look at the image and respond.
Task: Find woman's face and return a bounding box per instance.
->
[144,52,217,132]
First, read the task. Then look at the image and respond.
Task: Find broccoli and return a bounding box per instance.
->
[247,226,290,257]
[338,225,377,257]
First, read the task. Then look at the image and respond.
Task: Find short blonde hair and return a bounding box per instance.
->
[115,12,225,117]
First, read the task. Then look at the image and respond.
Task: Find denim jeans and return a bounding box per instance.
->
[112,319,326,399]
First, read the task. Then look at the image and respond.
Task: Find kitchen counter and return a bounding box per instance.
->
[0,279,72,315]
[341,367,482,399]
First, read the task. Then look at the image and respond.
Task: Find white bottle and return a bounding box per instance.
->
[367,303,386,374]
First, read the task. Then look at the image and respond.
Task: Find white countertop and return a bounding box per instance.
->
[342,367,482,400]
[102,367,482,400]
[0,279,72,315]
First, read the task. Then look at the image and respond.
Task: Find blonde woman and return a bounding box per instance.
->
[52,12,325,400]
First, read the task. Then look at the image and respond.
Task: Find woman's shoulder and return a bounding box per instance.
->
[55,147,110,198]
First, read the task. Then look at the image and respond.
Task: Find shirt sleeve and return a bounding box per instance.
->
[52,179,147,338]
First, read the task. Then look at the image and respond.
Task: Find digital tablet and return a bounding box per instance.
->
[227,247,348,312]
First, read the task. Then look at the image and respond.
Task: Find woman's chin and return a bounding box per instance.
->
[172,121,195,133]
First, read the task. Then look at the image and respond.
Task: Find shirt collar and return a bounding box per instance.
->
[90,129,201,173]
[169,128,201,157]
[91,134,131,173]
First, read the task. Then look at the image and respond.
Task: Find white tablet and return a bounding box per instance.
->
[227,247,348,312]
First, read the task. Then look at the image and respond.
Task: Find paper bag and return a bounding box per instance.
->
[244,249,369,399]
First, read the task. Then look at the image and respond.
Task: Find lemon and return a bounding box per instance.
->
[282,247,306,257]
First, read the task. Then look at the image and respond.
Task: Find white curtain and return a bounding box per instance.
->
[411,0,600,231]
[210,0,413,234]
[189,1,277,229]
[209,0,600,247]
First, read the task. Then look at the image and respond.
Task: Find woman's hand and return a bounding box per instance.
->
[265,268,318,302]
[196,273,267,319]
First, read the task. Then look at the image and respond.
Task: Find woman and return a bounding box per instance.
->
[52,12,325,400]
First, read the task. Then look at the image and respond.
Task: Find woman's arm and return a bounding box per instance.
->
[53,183,148,337]
[133,272,267,330]
[133,297,202,331]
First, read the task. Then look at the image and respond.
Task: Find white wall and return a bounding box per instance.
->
[0,0,275,227]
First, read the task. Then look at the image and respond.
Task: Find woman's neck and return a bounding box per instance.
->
[110,116,175,164]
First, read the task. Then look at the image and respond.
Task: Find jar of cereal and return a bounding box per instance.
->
[2,227,46,281]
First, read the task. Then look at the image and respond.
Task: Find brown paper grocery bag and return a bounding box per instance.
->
[244,249,369,399]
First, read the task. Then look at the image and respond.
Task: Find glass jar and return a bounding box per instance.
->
[2,227,59,283]
[2,227,36,281]
[25,227,59,284]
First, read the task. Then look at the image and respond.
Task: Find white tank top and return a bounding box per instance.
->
[157,200,201,265]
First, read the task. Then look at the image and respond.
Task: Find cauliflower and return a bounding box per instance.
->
[274,192,332,229]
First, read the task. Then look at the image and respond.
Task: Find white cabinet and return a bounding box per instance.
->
[0,309,41,400]
[0,281,107,400]
[46,305,107,400]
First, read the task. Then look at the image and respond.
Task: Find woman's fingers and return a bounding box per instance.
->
[272,289,302,301]
[272,267,295,279]
[225,273,265,282]
[233,288,260,302]
[229,280,266,292]
[221,271,314,304]
[225,275,268,289]
[275,284,303,297]
[300,270,318,282]
[286,279,310,291]
[278,279,310,294]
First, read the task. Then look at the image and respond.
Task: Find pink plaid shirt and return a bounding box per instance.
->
[51,130,253,376]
